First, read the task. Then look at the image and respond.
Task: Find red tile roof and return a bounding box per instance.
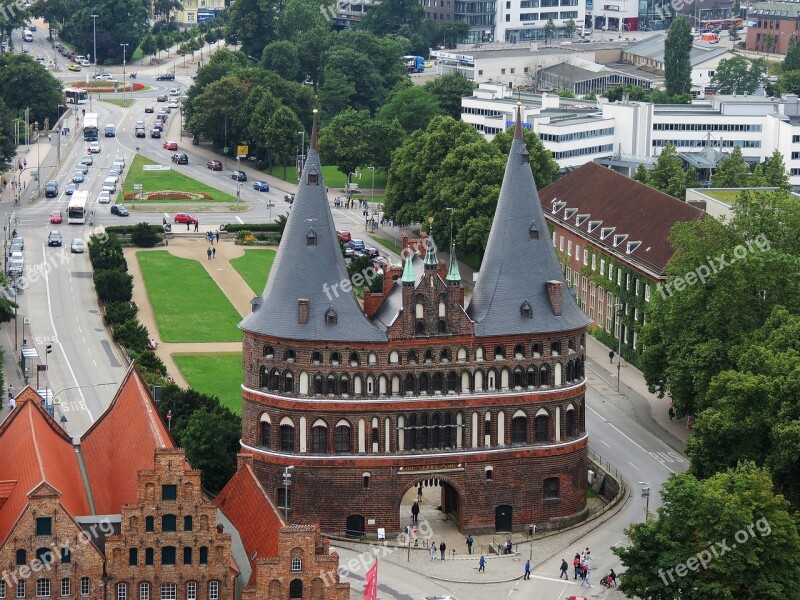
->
[215,464,284,585]
[80,366,173,515]
[539,162,706,274]
[0,388,90,544]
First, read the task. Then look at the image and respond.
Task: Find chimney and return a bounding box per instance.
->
[546,280,563,316]
[237,453,254,469]
[298,299,309,324]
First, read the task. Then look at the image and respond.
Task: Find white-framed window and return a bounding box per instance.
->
[139,584,150,600]
[559,236,564,251]
[186,582,196,600]
[208,582,219,600]
[590,283,596,320]
[633,331,638,350]
[645,284,651,302]
[617,269,622,286]
[36,581,51,600]
[291,557,302,572]
[626,273,631,290]
[606,293,613,332]
[566,266,572,282]
[80,578,90,597]
[581,277,588,309]
[60,579,70,598]
[160,584,176,600]
[552,230,557,247]
[17,581,24,599]
[600,258,605,274]
[635,278,640,295]
[117,584,127,600]
[575,244,580,263]
[567,240,572,257]
[591,254,596,271]
[573,271,579,288]
[597,287,604,326]
[0,580,7,599]
[608,264,613,281]
[634,307,639,322]
[583,249,588,266]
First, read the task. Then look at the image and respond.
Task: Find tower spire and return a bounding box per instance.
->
[310,108,319,150]
[401,252,416,283]
[514,101,523,140]
[446,243,461,282]
[424,232,439,268]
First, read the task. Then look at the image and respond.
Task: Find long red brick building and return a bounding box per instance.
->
[238,108,590,535]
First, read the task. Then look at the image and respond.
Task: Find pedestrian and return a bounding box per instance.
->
[560,558,569,579]
[466,535,473,555]
[609,568,617,586]
[524,560,531,580]
[669,406,675,421]
[194,220,199,232]
[212,247,216,259]
[7,397,15,410]
[186,221,190,231]
[417,485,423,502]
[411,501,419,523]
[22,159,26,168]
[478,555,486,572]
[430,543,437,561]
[162,216,167,226]
[573,553,581,579]
[440,542,446,560]
[581,560,591,587]
[206,247,212,260]
[609,350,614,364]
[215,230,220,243]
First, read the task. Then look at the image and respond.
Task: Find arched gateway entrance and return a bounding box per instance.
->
[398,478,463,533]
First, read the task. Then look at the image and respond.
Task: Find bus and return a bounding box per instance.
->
[83,112,98,141]
[64,88,89,105]
[67,190,89,224]
[701,18,743,31]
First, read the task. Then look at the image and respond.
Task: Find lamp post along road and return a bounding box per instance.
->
[90,15,98,77]
[615,301,624,392]
[120,43,129,107]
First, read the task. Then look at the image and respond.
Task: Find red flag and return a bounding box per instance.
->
[364,561,378,600]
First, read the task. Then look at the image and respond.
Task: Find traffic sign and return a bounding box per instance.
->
[223,146,229,154]
[133,183,143,190]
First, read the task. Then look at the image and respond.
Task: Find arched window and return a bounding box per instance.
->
[185,582,196,600]
[289,580,303,599]
[431,413,441,448]
[280,423,295,452]
[284,349,296,362]
[260,414,271,447]
[403,374,415,394]
[263,345,274,358]
[534,412,549,443]
[313,374,323,394]
[291,557,302,572]
[269,368,280,391]
[527,368,536,387]
[330,351,341,366]
[389,351,400,364]
[36,547,54,565]
[259,366,269,388]
[424,349,434,364]
[283,371,294,393]
[312,421,328,453]
[408,350,418,364]
[326,374,336,395]
[438,319,447,334]
[513,368,524,388]
[419,414,429,449]
[16,550,26,566]
[184,515,193,532]
[207,582,219,600]
[514,343,525,359]
[457,347,467,362]
[334,422,351,454]
[311,351,322,365]
[419,373,429,394]
[511,412,527,446]
[349,352,360,366]
[368,352,378,365]
[476,346,485,361]
[539,365,550,387]
[117,583,128,600]
[432,373,443,392]
[494,345,505,360]
[532,342,542,357]
[440,347,452,363]
[406,414,417,449]
[139,583,150,600]
[551,341,561,355]
[443,413,454,447]
[339,374,350,395]
[447,371,457,392]
[565,407,576,438]
[415,320,425,334]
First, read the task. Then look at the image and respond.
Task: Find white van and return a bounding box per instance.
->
[22,30,33,42]
[102,177,117,193]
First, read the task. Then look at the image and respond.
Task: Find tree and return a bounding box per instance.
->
[318,69,356,118]
[261,41,301,81]
[491,127,559,190]
[437,20,470,49]
[277,0,327,40]
[366,118,406,172]
[156,386,221,442]
[377,86,440,133]
[633,163,652,186]
[94,269,133,304]
[762,149,791,190]
[728,25,740,41]
[140,34,157,63]
[186,76,252,148]
[646,143,687,198]
[111,319,148,353]
[604,84,648,102]
[638,191,800,416]
[784,37,800,72]
[710,55,767,94]
[224,0,279,55]
[711,146,751,188]
[0,297,16,324]
[564,18,577,38]
[664,16,692,97]
[0,98,16,173]
[613,463,800,598]
[130,223,162,248]
[0,54,64,125]
[359,0,424,35]
[263,105,305,178]
[103,301,138,326]
[424,73,474,119]
[181,407,241,492]
[543,19,556,44]
[777,69,800,95]
[58,0,150,64]
[153,0,183,20]
[88,234,126,270]
[318,108,373,178]
[762,33,777,54]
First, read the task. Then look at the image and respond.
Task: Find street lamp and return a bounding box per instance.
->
[120,43,129,107]
[367,166,375,211]
[615,300,624,392]
[639,482,651,521]
[90,14,98,78]
[282,465,294,520]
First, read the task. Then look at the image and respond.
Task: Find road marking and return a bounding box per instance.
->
[42,244,95,424]
[601,439,611,447]
[587,404,677,474]
[236,216,244,224]
[628,461,640,470]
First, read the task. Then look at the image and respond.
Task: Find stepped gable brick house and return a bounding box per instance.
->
[239,106,591,535]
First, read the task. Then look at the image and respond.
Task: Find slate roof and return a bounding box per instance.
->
[240,115,387,343]
[0,388,90,544]
[538,162,706,274]
[372,255,425,329]
[466,108,588,336]
[80,365,173,515]
[215,464,284,586]
[750,1,800,18]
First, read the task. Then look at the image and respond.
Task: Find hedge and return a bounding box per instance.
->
[105,224,164,236]
[222,223,284,233]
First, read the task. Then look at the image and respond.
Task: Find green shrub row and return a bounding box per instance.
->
[222,223,284,233]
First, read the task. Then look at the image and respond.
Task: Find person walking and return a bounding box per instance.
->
[523,560,531,580]
[206,247,212,260]
[669,406,675,421]
[212,247,216,259]
[560,558,569,579]
[609,568,617,586]
[581,560,591,587]
[573,554,581,579]
[466,535,474,555]
[417,485,423,502]
[439,542,446,561]
[194,219,199,232]
[215,230,220,243]
[609,350,614,364]
[186,221,190,231]
[430,543,437,562]
[478,555,486,572]
[411,501,419,523]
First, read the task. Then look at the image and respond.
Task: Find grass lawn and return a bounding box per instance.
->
[702,190,746,204]
[131,47,144,62]
[101,98,135,108]
[368,233,403,256]
[587,487,599,499]
[137,251,242,342]
[173,353,243,414]
[123,154,239,203]
[268,165,388,189]
[230,249,276,295]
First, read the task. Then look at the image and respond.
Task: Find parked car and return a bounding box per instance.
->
[173,213,197,224]
[47,230,62,247]
[337,230,352,243]
[343,247,354,259]
[163,141,178,151]
[79,59,90,67]
[71,171,85,184]
[156,72,175,81]
[8,258,23,276]
[97,191,111,204]
[8,239,23,255]
[70,238,85,253]
[65,183,77,195]
[365,247,379,258]
[171,153,188,165]
[231,171,247,182]
[253,180,270,191]
[169,87,180,96]
[207,160,222,171]
[168,101,179,109]
[144,106,155,113]
[111,204,129,216]
[348,239,366,252]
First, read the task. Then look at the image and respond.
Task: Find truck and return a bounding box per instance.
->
[403,55,425,74]
[83,113,99,141]
[104,123,116,137]
[22,29,33,42]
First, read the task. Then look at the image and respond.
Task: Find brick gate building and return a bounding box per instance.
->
[239,108,590,535]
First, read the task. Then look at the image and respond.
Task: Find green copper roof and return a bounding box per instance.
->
[401,252,416,283]
[424,233,439,268]
[446,243,461,282]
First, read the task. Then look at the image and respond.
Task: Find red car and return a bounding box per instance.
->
[49,210,62,224]
[163,141,178,151]
[173,213,198,225]
[337,230,352,243]
[207,160,222,171]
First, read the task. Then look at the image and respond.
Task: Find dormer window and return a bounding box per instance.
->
[325,308,337,326]
[576,214,589,226]
[626,241,642,254]
[306,229,317,246]
[520,300,532,318]
[552,201,566,214]
[613,234,628,247]
[521,149,529,164]
[564,208,577,220]
[600,227,615,240]
[307,168,319,185]
[528,221,539,239]
[588,220,601,233]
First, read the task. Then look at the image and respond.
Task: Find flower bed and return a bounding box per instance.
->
[70,81,145,93]
[123,190,213,201]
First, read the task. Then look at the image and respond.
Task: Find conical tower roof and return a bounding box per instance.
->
[466,104,588,336]
[424,232,439,268]
[240,112,387,342]
[446,243,461,282]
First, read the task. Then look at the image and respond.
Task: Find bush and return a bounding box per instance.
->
[130,222,163,248]
[112,319,149,353]
[104,301,137,325]
[89,234,127,271]
[94,269,133,303]
[135,349,167,376]
[224,223,284,233]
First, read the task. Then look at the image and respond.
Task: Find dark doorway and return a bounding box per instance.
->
[495,504,513,532]
[345,514,365,538]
